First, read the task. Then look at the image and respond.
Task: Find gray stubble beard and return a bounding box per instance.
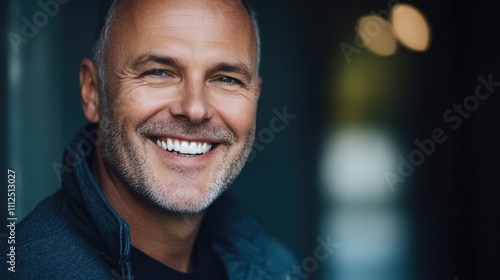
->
[98,96,255,215]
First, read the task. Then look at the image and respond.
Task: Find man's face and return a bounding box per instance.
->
[97,0,260,214]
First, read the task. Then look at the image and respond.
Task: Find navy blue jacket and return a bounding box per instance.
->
[1,125,296,279]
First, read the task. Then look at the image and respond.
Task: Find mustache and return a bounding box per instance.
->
[137,119,236,144]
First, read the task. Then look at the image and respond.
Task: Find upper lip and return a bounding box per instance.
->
[150,134,218,144]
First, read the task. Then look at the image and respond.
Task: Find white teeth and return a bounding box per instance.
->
[189,142,198,154]
[174,140,180,151]
[180,141,189,153]
[167,139,174,151]
[155,137,213,155]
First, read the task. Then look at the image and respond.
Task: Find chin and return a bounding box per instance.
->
[131,178,226,215]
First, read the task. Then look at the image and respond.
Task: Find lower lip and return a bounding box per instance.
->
[148,139,218,163]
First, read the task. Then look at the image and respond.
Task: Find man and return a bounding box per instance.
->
[1,0,296,279]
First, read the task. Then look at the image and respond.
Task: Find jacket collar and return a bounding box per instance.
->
[59,123,131,274]
[203,193,277,278]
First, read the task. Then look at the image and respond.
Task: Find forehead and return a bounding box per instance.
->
[107,0,257,69]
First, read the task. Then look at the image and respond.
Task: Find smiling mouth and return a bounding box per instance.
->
[153,137,215,157]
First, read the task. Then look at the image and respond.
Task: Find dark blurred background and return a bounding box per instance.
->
[2,0,500,279]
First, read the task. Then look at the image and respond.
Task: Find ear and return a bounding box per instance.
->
[256,76,263,100]
[80,59,101,123]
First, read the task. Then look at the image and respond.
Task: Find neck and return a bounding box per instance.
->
[92,149,204,272]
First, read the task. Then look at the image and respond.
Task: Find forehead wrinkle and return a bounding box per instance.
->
[141,13,241,42]
[143,27,227,42]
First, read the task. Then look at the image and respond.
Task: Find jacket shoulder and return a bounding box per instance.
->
[1,191,115,279]
[16,191,68,243]
[258,235,298,277]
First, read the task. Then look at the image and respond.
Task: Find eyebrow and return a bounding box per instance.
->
[211,62,254,83]
[130,54,255,83]
[131,54,180,69]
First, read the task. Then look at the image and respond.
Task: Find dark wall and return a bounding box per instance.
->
[1,0,8,231]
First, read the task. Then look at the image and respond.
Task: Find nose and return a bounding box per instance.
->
[168,77,214,124]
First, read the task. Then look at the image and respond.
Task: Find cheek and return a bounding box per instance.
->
[216,98,257,137]
[112,86,173,124]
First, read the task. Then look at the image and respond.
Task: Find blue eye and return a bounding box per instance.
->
[218,76,240,85]
[144,69,167,77]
